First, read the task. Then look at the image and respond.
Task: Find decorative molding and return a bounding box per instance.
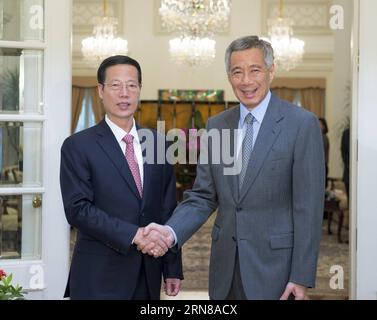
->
[261,0,333,36]
[72,0,123,35]
[272,77,326,89]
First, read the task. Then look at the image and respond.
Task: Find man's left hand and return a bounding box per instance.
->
[280,282,309,300]
[164,278,181,296]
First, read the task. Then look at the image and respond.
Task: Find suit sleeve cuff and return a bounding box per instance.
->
[166,225,177,247]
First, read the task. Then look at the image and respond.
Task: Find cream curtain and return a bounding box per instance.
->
[300,88,325,118]
[71,77,104,132]
[90,88,105,123]
[71,86,85,133]
[271,78,326,90]
[271,78,326,118]
[271,88,296,103]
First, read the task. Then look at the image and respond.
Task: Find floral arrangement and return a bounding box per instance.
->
[0,269,25,300]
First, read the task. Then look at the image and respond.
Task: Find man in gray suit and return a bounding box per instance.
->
[141,35,325,300]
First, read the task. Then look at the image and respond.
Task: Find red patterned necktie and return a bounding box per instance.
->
[123,134,143,197]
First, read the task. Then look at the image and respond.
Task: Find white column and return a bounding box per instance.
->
[42,0,71,299]
[354,0,377,300]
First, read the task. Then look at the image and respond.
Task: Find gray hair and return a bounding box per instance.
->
[225,35,274,73]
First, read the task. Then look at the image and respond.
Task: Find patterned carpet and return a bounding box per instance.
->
[180,212,349,300]
[70,212,349,300]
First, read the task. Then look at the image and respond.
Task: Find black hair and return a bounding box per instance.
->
[97,55,142,85]
[225,35,274,73]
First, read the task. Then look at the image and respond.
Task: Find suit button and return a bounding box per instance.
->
[140,213,145,217]
[236,207,242,212]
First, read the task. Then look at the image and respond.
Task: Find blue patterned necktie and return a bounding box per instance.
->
[239,113,255,188]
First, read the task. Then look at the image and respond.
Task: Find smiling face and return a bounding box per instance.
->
[228,48,275,110]
[98,64,141,129]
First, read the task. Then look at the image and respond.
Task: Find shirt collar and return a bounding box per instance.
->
[239,90,271,126]
[105,115,140,144]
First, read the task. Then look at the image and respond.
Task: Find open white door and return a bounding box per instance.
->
[351,0,377,300]
[0,0,71,299]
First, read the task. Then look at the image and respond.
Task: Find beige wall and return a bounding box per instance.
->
[73,0,263,100]
[72,0,334,96]
[72,0,352,177]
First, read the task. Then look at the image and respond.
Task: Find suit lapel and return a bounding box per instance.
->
[239,95,283,203]
[140,129,153,210]
[95,120,141,200]
[224,106,241,204]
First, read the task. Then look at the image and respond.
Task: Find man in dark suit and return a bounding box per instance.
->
[60,55,183,299]
[341,127,350,198]
[141,36,325,300]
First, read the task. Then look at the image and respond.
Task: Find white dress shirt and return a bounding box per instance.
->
[105,115,144,186]
[236,90,271,158]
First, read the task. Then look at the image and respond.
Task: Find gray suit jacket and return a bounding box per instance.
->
[167,94,325,299]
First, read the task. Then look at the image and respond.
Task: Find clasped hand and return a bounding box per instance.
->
[133,223,174,258]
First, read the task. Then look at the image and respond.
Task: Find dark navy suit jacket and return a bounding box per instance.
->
[60,119,183,299]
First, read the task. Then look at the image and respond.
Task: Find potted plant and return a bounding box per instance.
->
[0,269,25,300]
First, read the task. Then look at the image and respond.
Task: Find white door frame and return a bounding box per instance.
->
[350,0,377,300]
[349,0,359,301]
[0,0,71,299]
[41,0,71,299]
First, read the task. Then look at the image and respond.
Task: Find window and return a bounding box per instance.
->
[0,0,44,261]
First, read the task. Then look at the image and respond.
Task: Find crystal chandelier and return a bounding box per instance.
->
[266,0,304,71]
[159,0,231,67]
[169,36,216,67]
[159,0,231,37]
[81,0,128,63]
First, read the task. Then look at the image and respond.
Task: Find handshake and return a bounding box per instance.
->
[133,223,175,258]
